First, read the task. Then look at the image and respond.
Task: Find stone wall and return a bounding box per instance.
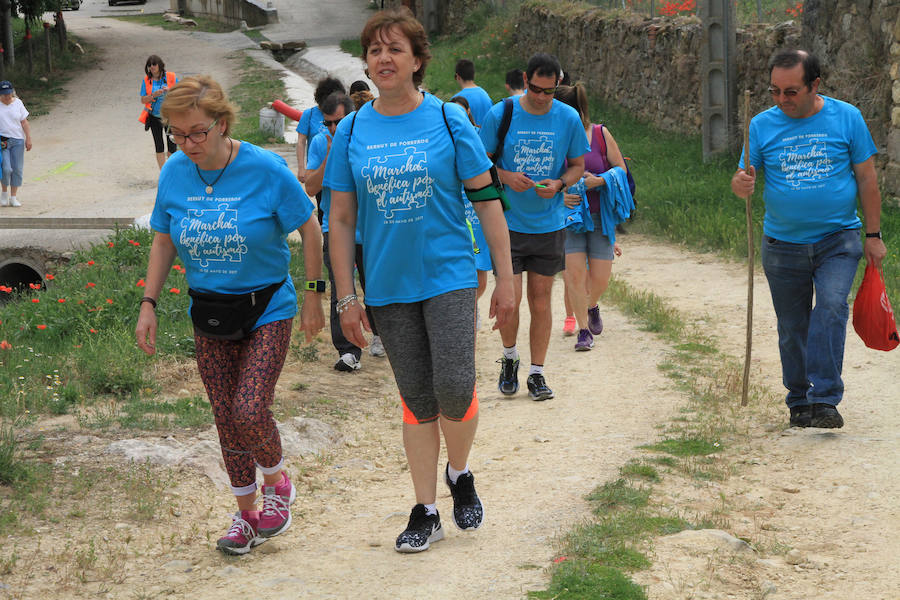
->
[176,0,277,27]
[512,0,898,196]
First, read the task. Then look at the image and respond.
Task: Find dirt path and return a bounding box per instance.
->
[4,13,899,600]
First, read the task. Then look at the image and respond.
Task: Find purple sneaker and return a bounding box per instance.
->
[258,473,297,537]
[575,329,594,351]
[587,305,604,336]
[217,511,267,555]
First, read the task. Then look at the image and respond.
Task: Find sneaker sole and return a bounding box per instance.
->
[575,344,593,352]
[810,415,844,429]
[217,536,267,555]
[529,390,554,401]
[395,526,444,553]
[499,383,518,395]
[334,361,361,372]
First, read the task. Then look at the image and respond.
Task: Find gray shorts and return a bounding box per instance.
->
[565,214,614,260]
[507,229,566,276]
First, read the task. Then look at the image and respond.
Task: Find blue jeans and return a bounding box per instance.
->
[1,137,25,188]
[761,229,862,408]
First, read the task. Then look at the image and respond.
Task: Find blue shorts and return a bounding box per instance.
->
[565,213,614,260]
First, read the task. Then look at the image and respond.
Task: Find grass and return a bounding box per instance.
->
[229,54,289,145]
[111,14,238,34]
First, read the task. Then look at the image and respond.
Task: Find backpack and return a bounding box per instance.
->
[596,123,636,205]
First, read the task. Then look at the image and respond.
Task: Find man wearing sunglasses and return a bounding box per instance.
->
[305,92,386,372]
[479,53,589,402]
[731,49,887,430]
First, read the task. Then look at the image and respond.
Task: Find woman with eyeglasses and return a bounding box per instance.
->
[324,8,514,553]
[135,75,325,556]
[139,55,179,169]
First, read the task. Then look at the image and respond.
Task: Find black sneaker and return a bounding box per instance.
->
[526,373,554,401]
[395,504,444,553]
[789,405,811,428]
[444,465,484,531]
[497,357,519,395]
[810,403,843,429]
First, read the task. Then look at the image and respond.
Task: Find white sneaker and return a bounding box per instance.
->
[334,353,361,372]
[0,192,8,207]
[369,335,386,357]
[9,197,20,207]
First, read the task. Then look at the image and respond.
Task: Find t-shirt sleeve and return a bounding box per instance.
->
[323,115,356,192]
[297,108,313,137]
[306,134,327,171]
[849,108,877,164]
[567,113,589,159]
[479,104,501,155]
[446,103,492,180]
[272,160,315,234]
[150,166,173,233]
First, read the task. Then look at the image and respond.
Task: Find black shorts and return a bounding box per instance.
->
[506,229,566,276]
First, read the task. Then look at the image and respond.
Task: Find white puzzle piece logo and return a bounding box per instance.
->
[179,204,248,268]
[513,135,555,178]
[779,138,833,187]
[362,146,433,219]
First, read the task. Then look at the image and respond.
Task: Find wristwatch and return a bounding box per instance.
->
[304,280,326,292]
[865,231,882,239]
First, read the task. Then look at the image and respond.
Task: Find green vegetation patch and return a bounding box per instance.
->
[587,478,650,512]
[641,437,722,457]
[529,560,647,600]
[229,54,288,145]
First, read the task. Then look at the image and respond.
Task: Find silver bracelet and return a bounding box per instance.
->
[336,294,358,314]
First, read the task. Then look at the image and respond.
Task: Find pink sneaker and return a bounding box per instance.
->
[563,316,576,336]
[258,473,296,537]
[217,511,266,555]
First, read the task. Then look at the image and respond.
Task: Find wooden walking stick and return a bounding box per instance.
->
[741,89,754,407]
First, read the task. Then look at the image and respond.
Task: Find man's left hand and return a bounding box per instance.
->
[864,236,887,269]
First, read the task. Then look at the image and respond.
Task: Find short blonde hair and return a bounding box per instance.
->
[161,75,237,135]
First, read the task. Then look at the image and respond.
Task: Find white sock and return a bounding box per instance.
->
[502,345,518,360]
[447,463,469,484]
[1,191,7,200]
[423,503,437,516]
[529,364,544,376]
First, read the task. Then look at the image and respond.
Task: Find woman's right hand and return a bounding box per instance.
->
[339,301,371,350]
[584,174,606,189]
[563,192,582,208]
[135,304,158,356]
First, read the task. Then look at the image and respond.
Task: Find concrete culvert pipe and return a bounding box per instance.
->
[0,257,46,302]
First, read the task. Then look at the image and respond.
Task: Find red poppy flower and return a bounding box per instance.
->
[85,282,96,288]
[0,340,11,350]
[45,274,54,280]
[77,300,85,304]
[58,298,66,303]
[87,260,95,266]
[36,324,47,330]
[169,288,181,294]
[106,299,113,304]
[107,242,114,248]
[128,240,141,246]
[553,556,568,564]
[136,279,146,287]
[29,283,40,290]
[31,298,39,303]
[89,328,98,334]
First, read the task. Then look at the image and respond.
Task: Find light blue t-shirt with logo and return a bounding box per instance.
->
[479,97,589,234]
[455,86,493,127]
[323,93,493,306]
[739,96,876,244]
[140,74,179,117]
[150,142,315,329]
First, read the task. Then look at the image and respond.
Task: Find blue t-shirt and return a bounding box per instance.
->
[296,105,326,144]
[140,74,179,117]
[739,96,876,244]
[463,191,492,272]
[479,97,589,234]
[150,142,315,329]
[309,132,362,244]
[324,93,493,305]
[455,86,493,127]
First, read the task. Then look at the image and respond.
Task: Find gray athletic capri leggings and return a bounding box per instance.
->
[370,288,477,424]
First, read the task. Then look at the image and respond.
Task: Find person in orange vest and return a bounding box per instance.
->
[139,55,178,169]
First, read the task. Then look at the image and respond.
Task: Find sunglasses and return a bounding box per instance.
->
[322,117,344,127]
[767,86,800,98]
[527,82,558,96]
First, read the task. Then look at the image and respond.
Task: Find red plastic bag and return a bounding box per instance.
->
[852,262,899,351]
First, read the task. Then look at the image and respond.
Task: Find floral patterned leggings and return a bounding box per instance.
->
[194,319,292,491]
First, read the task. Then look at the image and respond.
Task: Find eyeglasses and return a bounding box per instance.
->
[768,86,801,98]
[322,117,344,127]
[168,119,218,145]
[527,82,558,96]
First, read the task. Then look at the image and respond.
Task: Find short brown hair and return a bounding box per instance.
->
[360,8,431,87]
[161,75,237,135]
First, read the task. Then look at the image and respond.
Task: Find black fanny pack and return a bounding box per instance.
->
[188,279,286,340]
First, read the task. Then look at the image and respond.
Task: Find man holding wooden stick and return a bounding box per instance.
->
[731,49,887,429]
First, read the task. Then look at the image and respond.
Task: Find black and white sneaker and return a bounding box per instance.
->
[444,464,484,531]
[395,504,444,553]
[527,373,554,401]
